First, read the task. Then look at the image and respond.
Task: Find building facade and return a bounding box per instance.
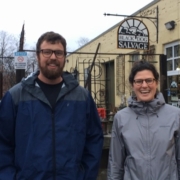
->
[66,0,180,109]
[65,0,180,178]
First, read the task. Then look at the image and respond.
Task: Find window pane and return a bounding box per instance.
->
[166,47,172,58]
[129,53,139,61]
[131,55,139,61]
[174,58,180,70]
[167,60,173,70]
[174,45,180,57]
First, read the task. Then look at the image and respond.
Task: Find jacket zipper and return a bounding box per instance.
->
[147,114,151,180]
[52,111,56,180]
[145,103,151,180]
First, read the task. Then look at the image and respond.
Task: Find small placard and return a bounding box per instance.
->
[171,96,179,101]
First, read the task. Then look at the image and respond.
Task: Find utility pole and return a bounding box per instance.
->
[16,23,25,83]
[0,48,3,99]
[0,71,2,99]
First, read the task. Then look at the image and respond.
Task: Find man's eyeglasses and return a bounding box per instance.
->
[40,49,64,58]
[133,78,156,86]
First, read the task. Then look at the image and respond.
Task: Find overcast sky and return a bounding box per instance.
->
[0,0,153,51]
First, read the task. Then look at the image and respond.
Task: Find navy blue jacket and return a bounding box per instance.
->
[0,71,103,180]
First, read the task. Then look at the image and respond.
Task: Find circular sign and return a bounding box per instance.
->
[17,56,24,62]
[117,18,149,50]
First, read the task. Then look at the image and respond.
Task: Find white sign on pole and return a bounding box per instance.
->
[14,51,27,69]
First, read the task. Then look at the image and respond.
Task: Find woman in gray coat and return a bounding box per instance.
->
[107,60,180,180]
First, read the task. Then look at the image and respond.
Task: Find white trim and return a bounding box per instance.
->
[164,41,180,74]
[164,41,180,49]
[167,70,180,76]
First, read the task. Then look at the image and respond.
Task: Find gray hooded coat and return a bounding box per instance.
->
[107,92,180,180]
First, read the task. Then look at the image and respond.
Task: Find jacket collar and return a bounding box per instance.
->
[22,70,78,85]
[128,92,165,115]
[20,71,79,106]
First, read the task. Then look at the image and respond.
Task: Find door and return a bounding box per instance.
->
[106,60,115,113]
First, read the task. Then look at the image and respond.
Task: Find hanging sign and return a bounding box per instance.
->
[117,18,149,50]
[14,51,27,69]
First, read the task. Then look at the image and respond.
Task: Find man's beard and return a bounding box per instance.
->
[38,59,64,80]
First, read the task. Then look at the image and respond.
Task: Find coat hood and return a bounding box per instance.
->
[20,71,79,107]
[21,71,78,88]
[128,92,165,117]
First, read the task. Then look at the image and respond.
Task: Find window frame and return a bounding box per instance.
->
[165,41,180,76]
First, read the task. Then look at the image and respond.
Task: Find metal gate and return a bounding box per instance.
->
[72,53,167,111]
[70,53,167,180]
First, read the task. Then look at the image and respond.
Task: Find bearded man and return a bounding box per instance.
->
[0,31,103,180]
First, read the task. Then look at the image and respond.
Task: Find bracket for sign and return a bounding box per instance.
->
[104,6,159,43]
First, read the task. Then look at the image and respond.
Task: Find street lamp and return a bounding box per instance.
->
[165,21,176,30]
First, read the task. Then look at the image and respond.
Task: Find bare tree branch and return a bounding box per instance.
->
[77,37,89,47]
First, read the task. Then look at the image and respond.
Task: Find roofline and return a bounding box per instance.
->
[67,0,160,55]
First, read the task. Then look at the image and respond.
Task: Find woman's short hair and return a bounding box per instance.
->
[129,60,159,85]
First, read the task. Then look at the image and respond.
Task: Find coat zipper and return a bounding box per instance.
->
[52,111,56,180]
[147,114,151,180]
[145,103,151,180]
